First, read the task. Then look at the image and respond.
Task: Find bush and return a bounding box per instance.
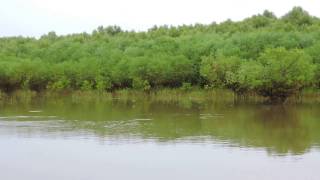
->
[80,80,94,91]
[132,78,151,91]
[255,48,315,101]
[95,76,112,91]
[47,78,71,91]
[180,82,192,91]
[235,61,264,94]
[200,55,242,90]
[200,48,315,102]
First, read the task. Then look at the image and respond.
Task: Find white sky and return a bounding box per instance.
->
[0,0,319,37]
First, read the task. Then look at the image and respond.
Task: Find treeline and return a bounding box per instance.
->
[1,7,320,101]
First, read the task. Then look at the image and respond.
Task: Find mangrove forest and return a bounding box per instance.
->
[1,7,320,101]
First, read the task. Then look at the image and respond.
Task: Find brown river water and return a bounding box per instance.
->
[0,95,320,180]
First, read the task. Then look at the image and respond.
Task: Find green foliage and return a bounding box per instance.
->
[95,76,112,91]
[255,48,315,101]
[201,48,315,101]
[180,82,192,91]
[0,7,319,102]
[200,55,242,90]
[48,78,71,91]
[132,78,151,91]
[235,61,264,93]
[81,80,94,91]
[282,7,314,26]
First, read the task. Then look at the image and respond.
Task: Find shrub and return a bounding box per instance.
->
[132,78,151,91]
[47,78,71,91]
[80,80,94,91]
[95,76,112,91]
[255,48,315,101]
[180,82,192,91]
[200,55,242,90]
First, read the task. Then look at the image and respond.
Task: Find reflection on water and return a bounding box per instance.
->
[1,96,320,180]
[0,97,320,156]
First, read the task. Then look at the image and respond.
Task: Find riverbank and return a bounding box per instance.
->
[1,88,320,105]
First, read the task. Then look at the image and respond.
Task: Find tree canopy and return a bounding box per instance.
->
[0,7,319,101]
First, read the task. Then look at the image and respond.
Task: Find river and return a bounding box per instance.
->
[0,95,320,180]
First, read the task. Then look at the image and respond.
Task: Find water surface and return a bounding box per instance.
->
[1,96,320,180]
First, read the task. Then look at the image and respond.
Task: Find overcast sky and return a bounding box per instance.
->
[0,0,319,37]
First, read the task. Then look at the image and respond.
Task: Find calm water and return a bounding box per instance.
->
[1,96,320,180]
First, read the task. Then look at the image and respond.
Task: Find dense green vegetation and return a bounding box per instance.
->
[1,7,320,101]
